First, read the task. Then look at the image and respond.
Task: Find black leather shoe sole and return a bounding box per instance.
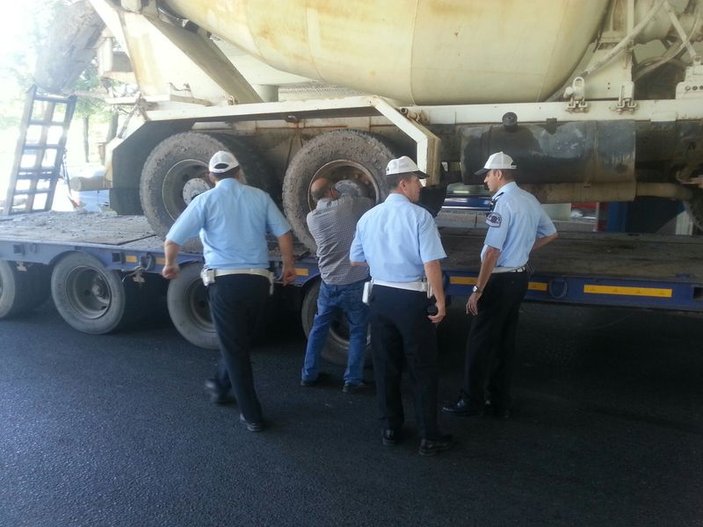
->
[343,382,371,394]
[300,372,330,387]
[418,435,454,456]
[239,414,264,433]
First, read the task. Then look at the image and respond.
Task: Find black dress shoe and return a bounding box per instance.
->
[300,372,329,387]
[239,414,264,433]
[342,381,371,394]
[418,434,454,456]
[441,397,483,417]
[205,379,236,405]
[382,428,402,447]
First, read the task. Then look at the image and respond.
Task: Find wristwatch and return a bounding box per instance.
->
[472,285,482,294]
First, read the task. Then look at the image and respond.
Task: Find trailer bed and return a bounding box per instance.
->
[0,211,701,311]
[441,229,703,282]
[0,212,157,248]
[0,211,701,281]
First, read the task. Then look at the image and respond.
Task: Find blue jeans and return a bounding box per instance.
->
[301,279,370,384]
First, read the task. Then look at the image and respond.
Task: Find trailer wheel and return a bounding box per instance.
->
[0,260,45,318]
[282,130,395,250]
[140,132,278,239]
[51,252,130,334]
[301,279,371,367]
[167,263,218,349]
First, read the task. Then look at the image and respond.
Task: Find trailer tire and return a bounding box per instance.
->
[301,279,371,368]
[167,263,218,349]
[50,252,131,334]
[0,260,40,318]
[282,130,395,251]
[140,132,278,239]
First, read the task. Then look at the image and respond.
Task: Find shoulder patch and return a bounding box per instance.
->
[486,212,502,228]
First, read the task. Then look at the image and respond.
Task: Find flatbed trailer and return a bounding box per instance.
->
[0,212,701,365]
[442,229,703,312]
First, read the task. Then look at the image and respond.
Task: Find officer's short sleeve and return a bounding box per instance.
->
[484,202,511,250]
[349,218,366,263]
[418,211,446,262]
[536,207,557,237]
[265,195,291,237]
[166,197,205,245]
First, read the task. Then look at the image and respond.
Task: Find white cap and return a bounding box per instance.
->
[475,151,517,175]
[208,151,239,174]
[385,156,426,178]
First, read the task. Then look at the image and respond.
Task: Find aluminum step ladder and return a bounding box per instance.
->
[3,85,76,215]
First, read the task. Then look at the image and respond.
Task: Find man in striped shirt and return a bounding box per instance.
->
[300,178,374,393]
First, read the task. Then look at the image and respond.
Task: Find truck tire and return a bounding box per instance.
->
[0,260,42,318]
[140,132,278,239]
[166,263,218,350]
[50,252,131,334]
[282,130,395,251]
[300,279,371,367]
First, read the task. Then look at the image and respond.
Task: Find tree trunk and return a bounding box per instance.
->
[82,115,89,163]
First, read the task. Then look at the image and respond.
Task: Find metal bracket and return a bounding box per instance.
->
[372,97,442,185]
[564,77,589,112]
[168,83,213,106]
[676,58,703,99]
[614,81,638,113]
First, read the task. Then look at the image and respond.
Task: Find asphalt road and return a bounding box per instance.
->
[1,299,702,527]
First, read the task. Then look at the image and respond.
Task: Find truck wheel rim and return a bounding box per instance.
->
[307,160,380,210]
[161,159,211,221]
[186,280,211,329]
[66,267,111,319]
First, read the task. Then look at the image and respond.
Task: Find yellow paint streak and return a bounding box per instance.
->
[449,276,476,285]
[528,282,548,292]
[584,285,672,298]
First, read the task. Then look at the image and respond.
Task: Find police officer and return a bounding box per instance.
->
[162,151,296,432]
[443,152,558,419]
[350,156,453,456]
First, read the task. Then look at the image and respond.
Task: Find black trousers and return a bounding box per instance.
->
[463,271,529,409]
[369,286,440,439]
[208,274,269,423]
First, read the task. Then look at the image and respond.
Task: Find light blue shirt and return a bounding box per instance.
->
[482,182,557,268]
[350,193,446,282]
[166,178,291,269]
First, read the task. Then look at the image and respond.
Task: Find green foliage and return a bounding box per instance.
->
[74,63,109,119]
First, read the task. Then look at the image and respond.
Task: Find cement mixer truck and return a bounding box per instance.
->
[28,0,703,245]
[2,0,703,356]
